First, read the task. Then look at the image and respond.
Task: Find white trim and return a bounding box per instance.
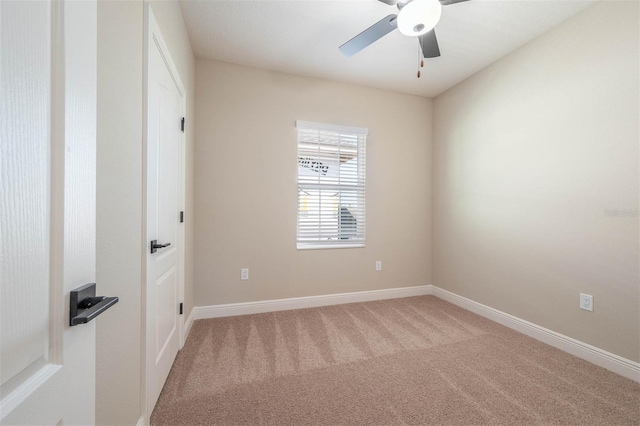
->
[193,285,431,320]
[296,120,368,135]
[136,416,145,426]
[141,5,150,423]
[183,308,195,343]
[431,286,640,383]
[0,364,61,419]
[297,243,364,250]
[49,0,66,368]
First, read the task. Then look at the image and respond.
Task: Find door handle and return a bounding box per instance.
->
[70,283,119,326]
[150,240,171,254]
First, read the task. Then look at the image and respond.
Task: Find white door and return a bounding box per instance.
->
[1,0,97,425]
[145,8,185,415]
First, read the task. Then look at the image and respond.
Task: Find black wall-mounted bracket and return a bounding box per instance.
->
[70,283,119,326]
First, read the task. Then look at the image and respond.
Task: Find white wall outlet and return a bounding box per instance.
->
[241,268,249,280]
[580,293,593,312]
[375,261,382,271]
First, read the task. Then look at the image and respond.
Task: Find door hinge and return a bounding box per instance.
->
[179,302,183,315]
[181,117,185,132]
[180,211,184,223]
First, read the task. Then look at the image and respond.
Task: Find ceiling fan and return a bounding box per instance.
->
[339,0,470,59]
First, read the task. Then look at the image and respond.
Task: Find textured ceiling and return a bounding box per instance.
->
[180,0,596,97]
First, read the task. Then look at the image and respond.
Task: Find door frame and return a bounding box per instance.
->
[141,4,187,423]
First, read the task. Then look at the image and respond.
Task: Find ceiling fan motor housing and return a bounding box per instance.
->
[397,0,442,36]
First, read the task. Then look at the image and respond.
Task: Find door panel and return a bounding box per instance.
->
[155,266,177,361]
[1,0,97,424]
[158,86,180,247]
[0,0,52,391]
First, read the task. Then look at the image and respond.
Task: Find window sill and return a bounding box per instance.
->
[297,243,365,250]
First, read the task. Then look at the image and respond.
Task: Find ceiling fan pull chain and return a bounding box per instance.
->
[417,43,422,78]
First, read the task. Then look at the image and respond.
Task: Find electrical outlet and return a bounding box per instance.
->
[375,261,382,271]
[579,293,593,312]
[241,268,249,280]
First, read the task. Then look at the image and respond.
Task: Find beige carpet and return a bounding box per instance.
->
[151,296,640,425]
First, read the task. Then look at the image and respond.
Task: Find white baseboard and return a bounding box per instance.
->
[431,286,640,383]
[193,285,431,320]
[184,308,195,341]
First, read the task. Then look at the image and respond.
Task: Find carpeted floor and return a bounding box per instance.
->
[151,296,640,425]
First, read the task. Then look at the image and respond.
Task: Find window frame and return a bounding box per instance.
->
[296,120,367,250]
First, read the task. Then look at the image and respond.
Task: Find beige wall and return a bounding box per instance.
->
[96,1,144,424]
[433,1,639,362]
[96,1,195,424]
[195,60,432,306]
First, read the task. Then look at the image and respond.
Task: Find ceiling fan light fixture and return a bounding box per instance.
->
[397,0,442,37]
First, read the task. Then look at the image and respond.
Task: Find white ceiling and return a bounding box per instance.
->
[180,0,595,98]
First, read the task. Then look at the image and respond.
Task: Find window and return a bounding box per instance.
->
[296,120,367,249]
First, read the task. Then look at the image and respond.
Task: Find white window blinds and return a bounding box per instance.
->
[296,120,367,249]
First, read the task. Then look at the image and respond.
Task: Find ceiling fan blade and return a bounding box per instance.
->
[339,14,398,57]
[378,0,399,5]
[419,29,440,58]
[440,0,471,5]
